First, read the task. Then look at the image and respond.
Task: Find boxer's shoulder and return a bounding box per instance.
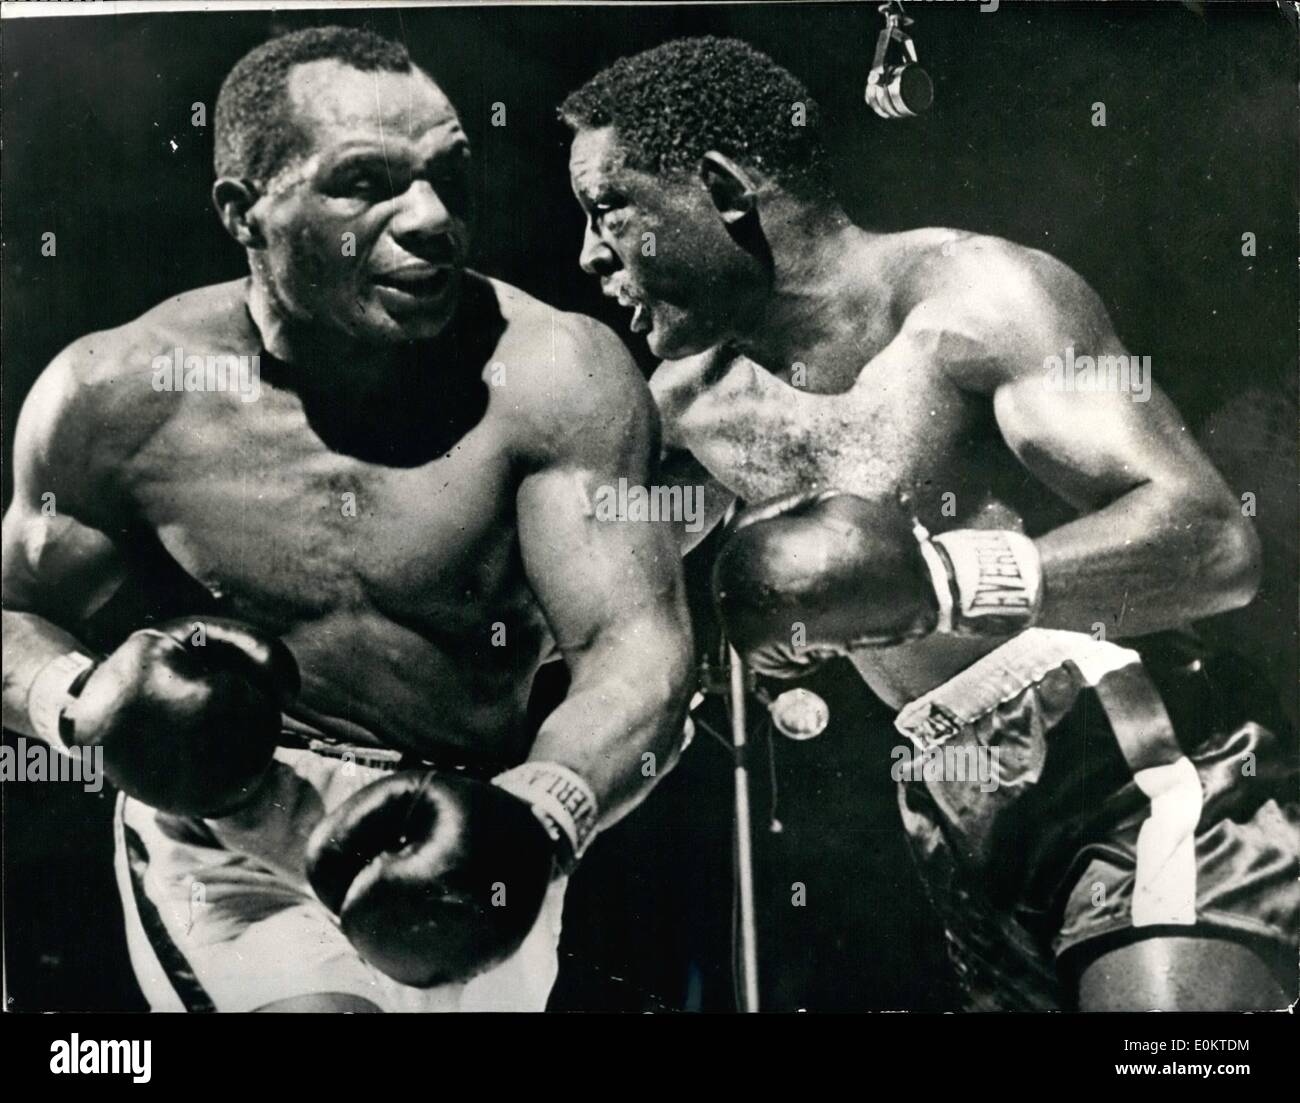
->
[482,276,653,462]
[14,330,159,521]
[483,275,635,373]
[126,279,252,348]
[20,282,251,486]
[48,280,249,393]
[889,231,1114,391]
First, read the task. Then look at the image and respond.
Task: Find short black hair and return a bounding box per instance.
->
[214,25,414,183]
[560,36,833,201]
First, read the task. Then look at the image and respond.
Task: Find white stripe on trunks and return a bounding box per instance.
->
[895,628,1202,927]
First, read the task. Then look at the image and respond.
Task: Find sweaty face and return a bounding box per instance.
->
[249,61,474,345]
[568,126,752,360]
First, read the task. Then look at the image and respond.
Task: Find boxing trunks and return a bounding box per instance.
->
[114,734,567,1012]
[893,628,1298,1010]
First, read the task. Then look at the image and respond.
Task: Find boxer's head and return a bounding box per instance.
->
[214,27,472,347]
[563,37,836,359]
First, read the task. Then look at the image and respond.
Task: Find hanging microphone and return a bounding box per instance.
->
[866,1,934,119]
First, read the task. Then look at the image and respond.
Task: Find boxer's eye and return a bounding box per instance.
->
[593,203,627,232]
[334,172,390,200]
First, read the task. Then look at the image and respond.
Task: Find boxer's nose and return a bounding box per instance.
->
[390,179,457,254]
[578,222,617,276]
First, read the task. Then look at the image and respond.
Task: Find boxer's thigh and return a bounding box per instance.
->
[117,752,470,1012]
[117,792,387,1011]
[202,747,390,888]
[1055,723,1300,1009]
[1077,935,1286,1011]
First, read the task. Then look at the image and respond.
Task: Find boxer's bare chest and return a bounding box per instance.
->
[118,382,536,645]
[672,350,1026,532]
[669,343,1055,707]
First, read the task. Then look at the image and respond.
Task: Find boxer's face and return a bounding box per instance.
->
[249,61,473,345]
[569,126,761,359]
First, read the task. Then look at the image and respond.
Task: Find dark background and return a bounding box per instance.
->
[2,1,1296,1011]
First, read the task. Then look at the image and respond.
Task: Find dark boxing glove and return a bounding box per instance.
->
[306,763,597,988]
[713,489,1042,675]
[37,617,298,817]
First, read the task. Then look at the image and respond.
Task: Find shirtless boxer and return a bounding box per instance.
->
[562,36,1298,1011]
[2,26,692,1013]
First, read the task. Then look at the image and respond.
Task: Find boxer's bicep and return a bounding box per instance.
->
[516,454,683,654]
[988,361,1260,624]
[3,355,128,733]
[919,263,1232,512]
[927,260,1257,625]
[512,323,693,820]
[2,355,127,620]
[989,359,1224,512]
[513,320,676,649]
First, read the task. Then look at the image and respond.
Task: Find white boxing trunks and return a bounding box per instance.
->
[113,740,567,1012]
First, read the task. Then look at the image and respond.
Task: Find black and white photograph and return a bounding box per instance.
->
[1,0,1296,1069]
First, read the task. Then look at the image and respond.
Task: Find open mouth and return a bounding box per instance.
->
[373,267,455,302]
[612,287,652,334]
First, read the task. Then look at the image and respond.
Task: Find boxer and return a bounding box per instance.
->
[562,36,1298,1010]
[3,26,693,1013]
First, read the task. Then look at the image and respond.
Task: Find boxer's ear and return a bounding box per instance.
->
[212,178,266,249]
[699,151,758,226]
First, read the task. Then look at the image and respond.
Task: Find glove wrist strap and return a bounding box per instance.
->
[493,762,599,873]
[27,652,97,752]
[926,529,1043,636]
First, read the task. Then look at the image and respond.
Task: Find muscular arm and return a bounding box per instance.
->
[514,319,694,830]
[919,245,1259,636]
[2,346,129,738]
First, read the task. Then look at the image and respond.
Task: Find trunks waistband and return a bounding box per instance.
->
[276,729,510,780]
[893,629,1202,929]
[894,629,1143,747]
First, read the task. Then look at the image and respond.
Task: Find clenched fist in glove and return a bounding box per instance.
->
[713,489,1042,676]
[306,763,597,988]
[34,617,298,817]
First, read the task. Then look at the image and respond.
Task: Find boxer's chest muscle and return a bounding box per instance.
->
[678,356,980,513]
[122,393,525,633]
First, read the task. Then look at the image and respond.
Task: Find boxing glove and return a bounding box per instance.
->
[305,770,566,988]
[713,489,1042,675]
[54,617,298,816]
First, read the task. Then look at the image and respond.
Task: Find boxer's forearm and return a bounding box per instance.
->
[1032,481,1260,637]
[530,617,692,829]
[1,609,94,739]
